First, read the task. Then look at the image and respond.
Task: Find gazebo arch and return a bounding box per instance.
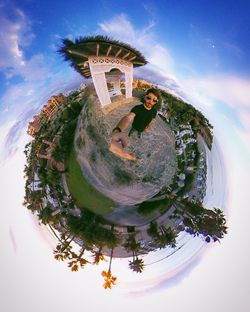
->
[88,56,133,106]
[59,35,147,107]
[105,68,123,97]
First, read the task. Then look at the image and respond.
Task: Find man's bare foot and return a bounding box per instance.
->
[127,152,137,161]
[109,143,137,161]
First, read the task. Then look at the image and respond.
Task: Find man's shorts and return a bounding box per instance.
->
[128,127,142,138]
[111,131,129,148]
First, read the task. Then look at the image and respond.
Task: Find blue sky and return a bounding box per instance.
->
[1,1,250,311]
[1,0,250,137]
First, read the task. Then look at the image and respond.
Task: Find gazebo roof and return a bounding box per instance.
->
[58,35,147,78]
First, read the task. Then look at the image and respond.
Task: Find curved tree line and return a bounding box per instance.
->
[23,83,228,289]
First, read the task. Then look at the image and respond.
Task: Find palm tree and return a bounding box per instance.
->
[123,234,141,255]
[147,222,177,249]
[102,247,117,289]
[157,225,177,248]
[177,199,227,242]
[194,208,227,242]
[92,246,107,265]
[147,221,158,238]
[129,257,145,273]
[123,234,145,273]
[67,247,89,272]
[53,233,75,262]
[38,204,54,225]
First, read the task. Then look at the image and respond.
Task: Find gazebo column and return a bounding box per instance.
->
[125,67,133,98]
[112,76,122,95]
[92,72,111,107]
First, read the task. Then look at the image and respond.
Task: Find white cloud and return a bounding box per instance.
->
[0,67,83,161]
[187,75,250,109]
[180,74,250,156]
[234,111,250,157]
[4,53,51,81]
[99,14,135,37]
[98,13,250,159]
[0,6,34,70]
[0,5,56,83]
[98,14,174,71]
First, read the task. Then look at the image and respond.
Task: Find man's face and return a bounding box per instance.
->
[144,92,158,110]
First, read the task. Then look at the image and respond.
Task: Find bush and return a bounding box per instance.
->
[90,150,97,163]
[76,136,85,149]
[137,197,170,215]
[86,124,102,143]
[113,167,133,184]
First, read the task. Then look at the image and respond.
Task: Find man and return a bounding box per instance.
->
[109,88,161,160]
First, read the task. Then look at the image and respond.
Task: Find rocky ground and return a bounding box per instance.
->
[74,95,177,207]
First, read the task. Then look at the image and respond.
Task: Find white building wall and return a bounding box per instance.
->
[88,56,133,107]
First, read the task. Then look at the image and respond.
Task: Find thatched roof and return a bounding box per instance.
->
[58,35,147,78]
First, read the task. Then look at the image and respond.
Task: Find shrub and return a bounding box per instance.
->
[113,167,133,184]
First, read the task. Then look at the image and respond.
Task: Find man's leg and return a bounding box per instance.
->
[109,132,136,161]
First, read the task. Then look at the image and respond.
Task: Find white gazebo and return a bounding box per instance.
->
[59,35,147,107]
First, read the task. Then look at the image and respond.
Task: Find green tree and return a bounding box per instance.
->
[38,204,55,225]
[129,257,145,273]
[123,234,145,273]
[177,199,227,242]
[147,222,177,249]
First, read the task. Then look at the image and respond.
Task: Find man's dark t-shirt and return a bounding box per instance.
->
[130,104,157,132]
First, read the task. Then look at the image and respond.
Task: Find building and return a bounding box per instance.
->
[179,129,193,138]
[132,79,153,89]
[42,93,65,120]
[185,138,196,144]
[59,36,147,107]
[27,94,66,137]
[79,83,86,90]
[27,172,42,192]
[27,115,42,137]
[179,124,191,129]
[37,138,65,172]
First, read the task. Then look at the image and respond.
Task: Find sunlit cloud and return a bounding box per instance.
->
[188,76,250,109]
[0,5,67,84]
[181,75,250,156]
[0,73,82,160]
[98,14,174,72]
[98,13,250,159]
[3,109,35,159]
[0,5,34,74]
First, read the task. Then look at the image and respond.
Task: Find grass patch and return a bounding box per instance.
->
[66,148,114,215]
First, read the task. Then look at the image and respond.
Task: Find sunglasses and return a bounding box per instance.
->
[145,95,158,103]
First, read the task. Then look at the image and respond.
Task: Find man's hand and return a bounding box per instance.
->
[112,128,122,136]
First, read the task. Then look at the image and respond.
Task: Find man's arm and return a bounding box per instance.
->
[112,112,135,134]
